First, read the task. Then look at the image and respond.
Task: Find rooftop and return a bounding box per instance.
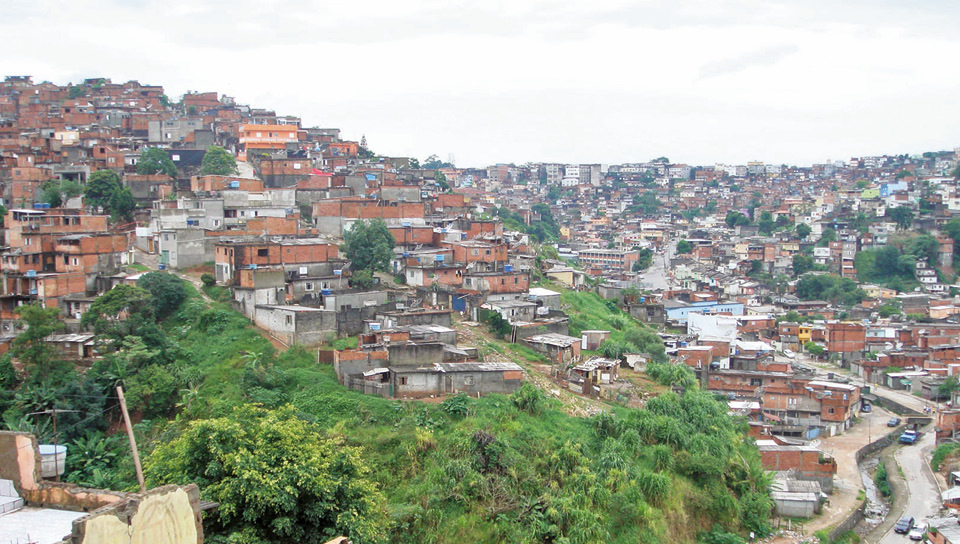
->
[0,506,87,544]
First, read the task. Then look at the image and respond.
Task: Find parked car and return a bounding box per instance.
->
[888,417,902,427]
[908,522,928,541]
[783,349,796,359]
[900,430,922,445]
[861,403,872,413]
[894,516,915,534]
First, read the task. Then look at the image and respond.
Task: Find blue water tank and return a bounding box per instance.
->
[504,264,514,272]
[26,270,36,277]
[435,255,445,262]
[680,341,687,347]
[640,297,645,303]
[321,289,333,296]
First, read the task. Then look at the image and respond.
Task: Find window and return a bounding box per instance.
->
[464,376,474,386]
[305,282,314,291]
[749,378,763,386]
[788,398,797,405]
[514,277,519,284]
[828,408,835,414]
[257,249,268,257]
[399,376,408,385]
[285,315,292,325]
[471,249,479,256]
[72,258,78,266]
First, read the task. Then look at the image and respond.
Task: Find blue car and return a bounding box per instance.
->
[861,403,872,413]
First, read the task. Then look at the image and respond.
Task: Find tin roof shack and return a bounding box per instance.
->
[928,518,960,544]
[397,324,458,345]
[0,431,204,544]
[44,333,96,365]
[758,439,837,493]
[571,357,620,385]
[524,333,582,365]
[252,304,337,347]
[433,362,524,396]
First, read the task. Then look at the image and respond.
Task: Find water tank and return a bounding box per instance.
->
[680,341,687,347]
[38,444,67,478]
[25,270,36,278]
[229,181,240,188]
[435,255,445,262]
[504,264,514,272]
[369,322,381,331]
[321,289,333,296]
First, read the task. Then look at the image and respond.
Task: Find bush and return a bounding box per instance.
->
[200,273,216,287]
[512,383,545,415]
[875,461,891,497]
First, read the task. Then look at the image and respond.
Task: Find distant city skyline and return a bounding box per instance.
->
[3,0,959,168]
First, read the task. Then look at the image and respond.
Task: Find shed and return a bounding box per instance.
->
[770,491,819,518]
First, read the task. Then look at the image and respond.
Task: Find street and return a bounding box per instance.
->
[875,430,941,544]
[637,238,674,290]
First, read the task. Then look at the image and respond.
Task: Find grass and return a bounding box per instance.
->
[127,263,149,272]
[201,284,232,302]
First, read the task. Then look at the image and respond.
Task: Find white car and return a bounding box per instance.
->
[909,522,928,541]
[783,349,796,359]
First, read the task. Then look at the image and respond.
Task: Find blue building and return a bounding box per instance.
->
[664,300,746,324]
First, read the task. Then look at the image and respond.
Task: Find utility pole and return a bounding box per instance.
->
[116,386,146,493]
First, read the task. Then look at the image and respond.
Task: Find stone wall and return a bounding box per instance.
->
[69,484,203,544]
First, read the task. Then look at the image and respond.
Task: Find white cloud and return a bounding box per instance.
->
[1,0,958,166]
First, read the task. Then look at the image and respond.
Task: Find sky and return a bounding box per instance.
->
[2,0,960,168]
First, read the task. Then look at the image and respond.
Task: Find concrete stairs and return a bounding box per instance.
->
[0,479,24,514]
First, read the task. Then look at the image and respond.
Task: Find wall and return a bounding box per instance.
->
[72,484,202,544]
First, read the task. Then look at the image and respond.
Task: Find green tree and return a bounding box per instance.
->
[342,219,395,272]
[11,303,69,382]
[146,405,388,544]
[887,206,914,230]
[725,211,751,228]
[349,269,375,289]
[676,239,692,254]
[41,179,82,208]
[910,234,939,265]
[136,147,177,178]
[0,204,6,228]
[67,86,85,99]
[136,272,187,320]
[633,248,654,272]
[757,211,774,234]
[434,170,450,192]
[818,227,836,246]
[200,145,238,176]
[108,186,136,222]
[84,170,122,211]
[804,342,825,357]
[796,223,811,240]
[792,254,814,276]
[82,285,155,338]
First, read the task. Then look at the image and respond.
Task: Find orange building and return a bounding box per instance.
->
[238,124,302,160]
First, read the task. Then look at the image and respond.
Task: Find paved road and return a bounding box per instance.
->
[636,238,674,290]
[875,430,941,544]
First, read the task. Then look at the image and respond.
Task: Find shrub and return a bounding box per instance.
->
[200,273,216,287]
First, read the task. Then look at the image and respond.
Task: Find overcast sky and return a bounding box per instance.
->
[3,0,959,168]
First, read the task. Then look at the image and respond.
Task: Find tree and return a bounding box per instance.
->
[342,219,395,272]
[676,239,692,254]
[757,211,774,235]
[725,211,750,228]
[818,227,836,246]
[792,254,814,276]
[137,272,187,320]
[108,186,136,222]
[67,86,85,99]
[434,170,450,192]
[408,157,420,169]
[633,249,654,272]
[804,342,825,357]
[796,223,811,240]
[82,285,155,338]
[41,179,82,208]
[910,234,939,266]
[11,303,68,382]
[886,206,914,231]
[136,147,177,178]
[146,405,388,544]
[84,170,122,211]
[200,146,238,176]
[349,269,375,289]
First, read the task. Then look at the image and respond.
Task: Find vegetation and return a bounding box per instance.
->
[136,147,177,178]
[932,443,960,471]
[795,274,865,306]
[3,274,776,543]
[633,248,654,272]
[676,239,692,254]
[725,211,750,228]
[529,203,561,241]
[41,179,82,208]
[804,342,825,357]
[342,219,396,272]
[200,145,238,176]
[875,461,891,497]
